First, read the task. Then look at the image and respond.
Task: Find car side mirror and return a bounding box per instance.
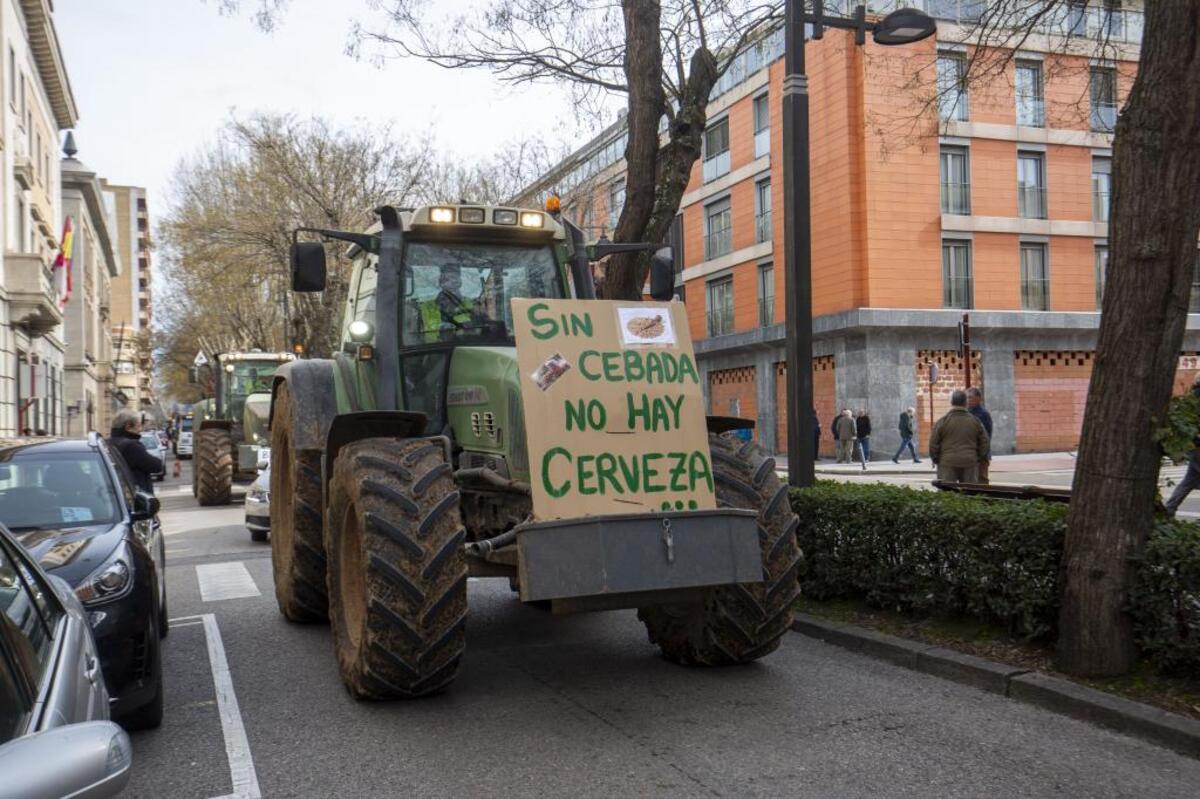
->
[649,246,675,301]
[291,242,327,292]
[0,722,132,799]
[132,491,160,521]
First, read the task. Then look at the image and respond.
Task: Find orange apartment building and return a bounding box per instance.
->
[518,2,1172,459]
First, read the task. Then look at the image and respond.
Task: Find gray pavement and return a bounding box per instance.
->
[124,457,1200,798]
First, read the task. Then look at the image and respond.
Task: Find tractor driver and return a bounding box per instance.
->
[418,264,474,343]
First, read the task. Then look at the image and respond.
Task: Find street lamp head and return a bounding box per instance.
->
[872,7,937,46]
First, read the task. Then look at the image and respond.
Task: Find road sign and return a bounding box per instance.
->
[194,351,208,367]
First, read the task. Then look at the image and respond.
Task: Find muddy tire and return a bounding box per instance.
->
[326,437,467,700]
[269,385,328,622]
[637,433,801,665]
[195,429,233,506]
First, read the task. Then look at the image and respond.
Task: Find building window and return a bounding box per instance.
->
[1017,151,1046,219]
[758,262,775,327]
[1020,242,1050,311]
[755,178,772,243]
[1015,60,1044,127]
[702,117,731,183]
[942,240,973,309]
[1092,156,1111,223]
[6,48,13,108]
[1090,67,1117,132]
[705,197,732,260]
[937,51,968,122]
[15,197,26,252]
[706,277,734,337]
[939,145,971,214]
[1095,244,1108,309]
[607,179,624,232]
[752,93,770,159]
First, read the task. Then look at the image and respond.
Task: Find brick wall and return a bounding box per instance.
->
[774,356,836,457]
[1013,350,1092,451]
[915,349,984,453]
[709,366,758,441]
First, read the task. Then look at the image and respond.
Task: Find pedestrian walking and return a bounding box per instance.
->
[966,387,993,484]
[835,409,856,464]
[854,409,872,470]
[929,390,989,483]
[811,408,822,461]
[108,409,163,494]
[1165,376,1200,517]
[893,406,921,463]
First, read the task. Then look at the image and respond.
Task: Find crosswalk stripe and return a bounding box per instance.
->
[196,562,261,601]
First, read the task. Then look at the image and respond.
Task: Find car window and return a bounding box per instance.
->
[103,444,138,509]
[0,452,121,530]
[0,538,52,699]
[140,433,160,449]
[0,645,29,742]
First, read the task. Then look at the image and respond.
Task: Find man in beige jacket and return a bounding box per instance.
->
[929,389,990,483]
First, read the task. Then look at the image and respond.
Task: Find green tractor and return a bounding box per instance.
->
[269,204,800,699]
[192,351,294,505]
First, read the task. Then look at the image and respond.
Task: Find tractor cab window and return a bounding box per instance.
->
[401,241,563,347]
[225,363,274,420]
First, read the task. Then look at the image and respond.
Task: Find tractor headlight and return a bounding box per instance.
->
[493,209,518,225]
[519,212,543,228]
[430,207,455,223]
[459,207,485,223]
[76,544,133,606]
[248,486,270,503]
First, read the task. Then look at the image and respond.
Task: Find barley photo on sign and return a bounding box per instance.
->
[511,298,716,520]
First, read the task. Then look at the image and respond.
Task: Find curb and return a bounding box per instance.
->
[790,614,1200,759]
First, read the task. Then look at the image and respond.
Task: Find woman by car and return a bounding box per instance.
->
[108,410,163,494]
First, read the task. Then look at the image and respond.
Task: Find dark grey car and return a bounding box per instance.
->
[0,521,132,798]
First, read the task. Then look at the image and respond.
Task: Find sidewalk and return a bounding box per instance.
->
[811,450,1082,476]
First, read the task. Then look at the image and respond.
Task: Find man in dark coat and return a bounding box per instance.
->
[109,409,163,494]
[893,406,921,463]
[966,387,993,483]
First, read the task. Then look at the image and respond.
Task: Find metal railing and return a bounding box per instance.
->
[1018,186,1047,219]
[939,92,968,122]
[707,308,734,337]
[897,1,1144,44]
[755,211,772,243]
[759,297,775,327]
[754,128,769,159]
[1016,97,1045,127]
[1093,190,1110,223]
[702,151,730,183]
[943,275,973,309]
[1021,279,1050,311]
[705,227,732,260]
[1091,102,1118,133]
[940,182,971,215]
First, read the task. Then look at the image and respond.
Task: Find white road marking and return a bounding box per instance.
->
[198,613,262,799]
[197,562,261,602]
[178,485,193,493]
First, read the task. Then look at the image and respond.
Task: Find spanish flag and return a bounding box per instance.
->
[54,216,74,308]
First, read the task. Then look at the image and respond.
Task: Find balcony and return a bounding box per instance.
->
[755,211,772,243]
[13,154,34,190]
[1018,186,1047,219]
[900,1,1143,44]
[705,227,732,260]
[940,182,971,215]
[6,253,61,336]
[702,151,730,183]
[758,297,775,327]
[1093,190,1111,223]
[706,307,734,338]
[1016,97,1045,128]
[943,276,973,310]
[754,128,769,159]
[1091,102,1118,133]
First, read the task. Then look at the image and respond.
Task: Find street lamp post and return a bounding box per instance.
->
[782,2,936,488]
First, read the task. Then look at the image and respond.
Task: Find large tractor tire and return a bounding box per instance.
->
[325,437,467,700]
[195,428,233,506]
[638,433,801,665]
[269,385,328,622]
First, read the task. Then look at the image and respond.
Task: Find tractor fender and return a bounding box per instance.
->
[198,419,233,432]
[269,359,339,451]
[323,411,429,487]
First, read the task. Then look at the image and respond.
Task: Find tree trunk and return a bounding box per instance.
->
[1059,1,1200,677]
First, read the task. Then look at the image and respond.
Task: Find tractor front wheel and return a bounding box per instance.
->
[195,428,233,506]
[268,385,328,622]
[638,433,801,665]
[326,437,467,700]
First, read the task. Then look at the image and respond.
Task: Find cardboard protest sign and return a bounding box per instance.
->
[511,298,716,520]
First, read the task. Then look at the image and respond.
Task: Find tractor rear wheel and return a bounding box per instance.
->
[195,429,233,506]
[326,437,467,700]
[638,433,801,665]
[269,385,328,622]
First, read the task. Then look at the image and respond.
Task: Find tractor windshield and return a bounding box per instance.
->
[401,241,563,347]
[224,362,277,420]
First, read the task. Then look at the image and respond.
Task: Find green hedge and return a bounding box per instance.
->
[789,482,1199,671]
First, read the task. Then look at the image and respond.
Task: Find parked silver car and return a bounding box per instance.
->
[245,465,270,542]
[0,521,132,798]
[140,432,167,482]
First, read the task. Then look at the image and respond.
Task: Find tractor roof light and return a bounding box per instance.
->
[544,194,561,213]
[519,212,543,228]
[224,364,235,373]
[459,207,485,223]
[430,207,455,223]
[494,209,518,225]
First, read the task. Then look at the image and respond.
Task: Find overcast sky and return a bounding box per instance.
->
[55,0,585,213]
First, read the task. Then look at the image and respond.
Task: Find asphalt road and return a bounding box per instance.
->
[124,457,1200,798]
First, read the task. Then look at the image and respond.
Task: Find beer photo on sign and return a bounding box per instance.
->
[617,306,676,347]
[530,352,572,391]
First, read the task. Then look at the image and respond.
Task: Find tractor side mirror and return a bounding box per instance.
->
[187,367,197,384]
[291,242,327,292]
[649,246,675,302]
